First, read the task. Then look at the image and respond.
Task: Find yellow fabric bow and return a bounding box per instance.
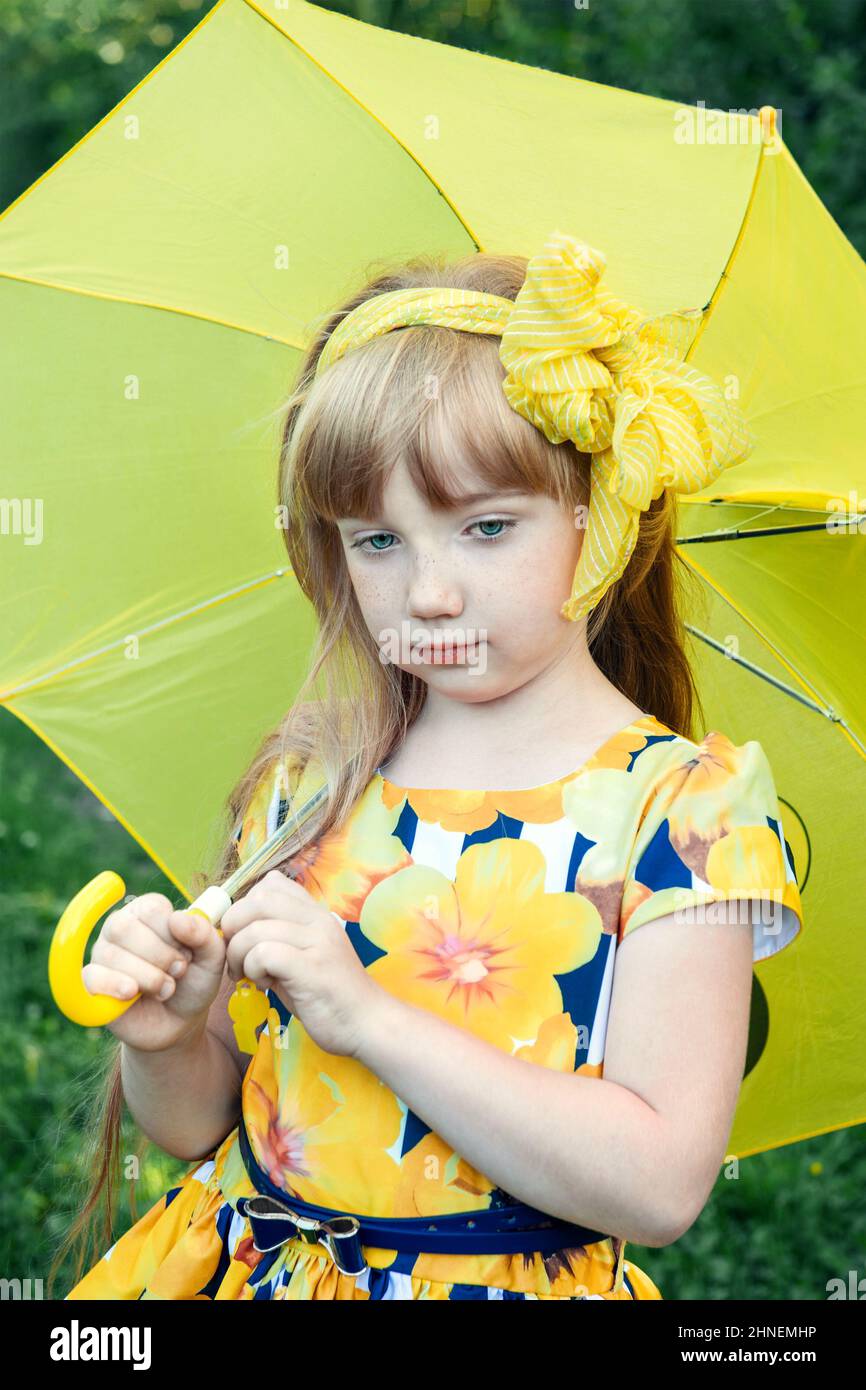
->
[314,230,755,621]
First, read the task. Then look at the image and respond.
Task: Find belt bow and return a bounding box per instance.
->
[236,1193,367,1277]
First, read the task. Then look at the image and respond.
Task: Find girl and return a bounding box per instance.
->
[54,231,803,1301]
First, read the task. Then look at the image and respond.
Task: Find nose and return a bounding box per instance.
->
[406,550,464,619]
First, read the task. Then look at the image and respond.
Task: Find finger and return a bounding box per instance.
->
[257,869,326,909]
[99,914,192,978]
[241,940,299,990]
[261,869,311,894]
[225,919,316,983]
[90,940,179,1001]
[225,920,278,982]
[131,894,185,943]
[102,894,182,956]
[126,892,175,916]
[225,873,310,927]
[82,961,140,1001]
[220,881,315,941]
[166,909,225,970]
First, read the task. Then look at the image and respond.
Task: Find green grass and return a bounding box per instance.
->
[1,709,862,1300]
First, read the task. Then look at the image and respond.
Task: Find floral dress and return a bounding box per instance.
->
[66,713,803,1300]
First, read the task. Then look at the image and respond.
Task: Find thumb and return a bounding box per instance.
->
[168,908,226,973]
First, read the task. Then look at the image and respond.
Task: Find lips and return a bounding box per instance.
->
[413,640,477,662]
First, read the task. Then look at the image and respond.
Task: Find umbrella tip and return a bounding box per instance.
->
[758,105,779,147]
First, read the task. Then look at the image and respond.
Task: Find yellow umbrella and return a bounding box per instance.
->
[0,0,863,1156]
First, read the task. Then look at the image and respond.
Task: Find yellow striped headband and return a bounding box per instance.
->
[315,230,755,622]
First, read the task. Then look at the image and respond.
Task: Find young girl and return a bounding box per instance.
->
[54,231,803,1301]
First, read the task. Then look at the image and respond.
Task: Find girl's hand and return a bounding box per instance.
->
[82,892,227,1053]
[219,870,384,1060]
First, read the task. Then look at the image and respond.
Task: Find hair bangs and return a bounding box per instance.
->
[292,324,590,528]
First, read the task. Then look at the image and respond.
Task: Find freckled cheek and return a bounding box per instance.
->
[510,531,576,600]
[490,541,577,632]
[348,569,398,631]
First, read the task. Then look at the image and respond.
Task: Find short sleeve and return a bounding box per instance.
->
[618,732,804,963]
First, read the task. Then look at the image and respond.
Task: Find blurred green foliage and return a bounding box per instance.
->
[1,0,864,1301]
[1,0,865,253]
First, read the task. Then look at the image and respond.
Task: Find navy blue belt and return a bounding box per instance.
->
[235,1113,610,1278]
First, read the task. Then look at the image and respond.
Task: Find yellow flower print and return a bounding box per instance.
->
[387,1021,615,1293]
[289,775,414,921]
[658,732,780,881]
[214,1130,257,1207]
[362,1131,500,1271]
[583,717,670,771]
[563,738,680,932]
[242,1009,405,1213]
[394,1131,497,1219]
[656,733,767,861]
[408,780,577,832]
[381,782,501,834]
[706,823,799,915]
[514,1011,602,1083]
[361,839,603,1052]
[564,737,680,877]
[514,1010,580,1071]
[619,733,803,933]
[513,1010,605,1083]
[379,718,670,833]
[229,1230,268,1283]
[577,1059,604,1080]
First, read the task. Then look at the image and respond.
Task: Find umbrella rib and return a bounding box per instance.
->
[683,116,766,359]
[691,623,866,759]
[678,518,865,543]
[242,0,484,253]
[0,269,311,351]
[680,557,866,764]
[0,566,293,701]
[687,624,831,715]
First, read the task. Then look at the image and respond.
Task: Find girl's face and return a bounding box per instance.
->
[335,456,585,699]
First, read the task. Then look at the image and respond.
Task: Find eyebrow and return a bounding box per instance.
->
[338,489,528,526]
[446,488,527,506]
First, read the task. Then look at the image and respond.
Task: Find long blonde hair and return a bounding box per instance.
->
[49,245,707,1294]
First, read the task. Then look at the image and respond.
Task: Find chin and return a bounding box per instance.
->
[426,673,499,702]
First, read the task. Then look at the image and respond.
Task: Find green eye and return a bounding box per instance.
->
[351,532,396,553]
[351,518,517,555]
[472,519,517,542]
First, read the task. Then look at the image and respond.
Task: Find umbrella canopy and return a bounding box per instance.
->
[1,0,863,1158]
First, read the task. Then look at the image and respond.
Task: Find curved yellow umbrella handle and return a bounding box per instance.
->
[48,872,231,1028]
[49,871,133,1026]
